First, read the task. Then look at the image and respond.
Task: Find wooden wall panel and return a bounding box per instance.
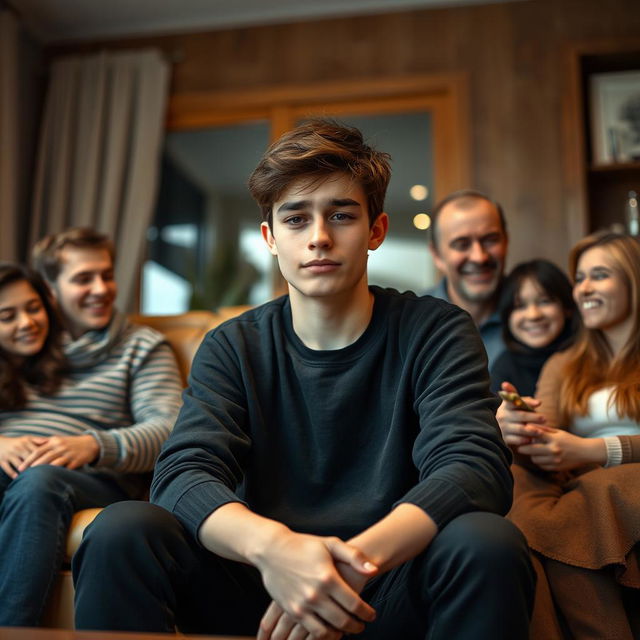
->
[49,0,640,270]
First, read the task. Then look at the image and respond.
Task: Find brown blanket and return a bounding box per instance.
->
[509,463,640,587]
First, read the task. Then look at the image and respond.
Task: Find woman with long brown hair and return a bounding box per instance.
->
[499,232,640,638]
[0,263,66,411]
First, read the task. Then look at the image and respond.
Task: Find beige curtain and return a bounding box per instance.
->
[31,49,170,310]
[0,7,19,262]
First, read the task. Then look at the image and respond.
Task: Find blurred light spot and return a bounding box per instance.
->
[410,185,429,201]
[413,213,431,230]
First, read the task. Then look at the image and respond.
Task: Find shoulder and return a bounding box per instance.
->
[372,287,478,355]
[377,286,472,326]
[541,348,573,373]
[216,296,286,330]
[201,296,288,349]
[537,348,574,396]
[120,322,168,351]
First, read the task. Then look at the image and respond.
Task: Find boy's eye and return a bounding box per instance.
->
[0,313,15,323]
[284,216,305,226]
[332,212,352,221]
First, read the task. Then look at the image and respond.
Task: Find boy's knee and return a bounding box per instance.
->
[446,512,526,552]
[433,512,532,578]
[82,501,172,550]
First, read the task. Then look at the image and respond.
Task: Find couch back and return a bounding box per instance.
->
[130,307,251,386]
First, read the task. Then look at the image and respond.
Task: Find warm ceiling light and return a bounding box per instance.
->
[410,185,429,201]
[413,213,431,230]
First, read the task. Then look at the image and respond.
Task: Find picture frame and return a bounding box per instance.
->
[590,70,640,165]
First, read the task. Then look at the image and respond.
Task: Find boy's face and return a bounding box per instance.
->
[51,247,117,339]
[262,172,387,302]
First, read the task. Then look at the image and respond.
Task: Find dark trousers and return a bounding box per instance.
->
[73,502,535,639]
[0,465,129,626]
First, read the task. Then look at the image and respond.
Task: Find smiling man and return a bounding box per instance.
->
[426,190,509,366]
[0,228,182,627]
[31,228,182,473]
[73,120,534,639]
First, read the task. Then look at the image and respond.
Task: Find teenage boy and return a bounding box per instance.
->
[73,121,534,639]
[0,228,182,626]
[426,190,509,366]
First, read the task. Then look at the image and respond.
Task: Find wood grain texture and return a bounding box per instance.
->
[48,0,640,269]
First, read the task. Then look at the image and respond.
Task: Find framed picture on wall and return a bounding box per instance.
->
[590,70,640,165]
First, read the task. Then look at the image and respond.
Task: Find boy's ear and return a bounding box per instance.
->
[368,212,389,251]
[261,222,278,256]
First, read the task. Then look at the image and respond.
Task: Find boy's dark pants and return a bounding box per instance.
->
[73,501,535,639]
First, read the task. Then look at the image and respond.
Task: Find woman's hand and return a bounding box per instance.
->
[518,429,607,471]
[0,435,47,478]
[16,434,100,471]
[496,382,551,446]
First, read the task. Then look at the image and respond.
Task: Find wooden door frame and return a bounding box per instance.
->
[167,72,471,202]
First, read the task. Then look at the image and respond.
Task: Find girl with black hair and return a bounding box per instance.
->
[490,259,580,397]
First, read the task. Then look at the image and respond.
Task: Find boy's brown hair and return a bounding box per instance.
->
[248,118,391,230]
[32,227,115,283]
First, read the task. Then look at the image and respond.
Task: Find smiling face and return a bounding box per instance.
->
[431,199,508,307]
[573,246,631,337]
[261,172,387,304]
[0,280,50,359]
[51,247,117,338]
[508,277,566,349]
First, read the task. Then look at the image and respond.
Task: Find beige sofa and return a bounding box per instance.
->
[41,308,250,628]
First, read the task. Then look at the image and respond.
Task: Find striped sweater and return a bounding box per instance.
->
[0,314,182,473]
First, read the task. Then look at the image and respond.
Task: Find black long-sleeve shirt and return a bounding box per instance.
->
[151,287,512,542]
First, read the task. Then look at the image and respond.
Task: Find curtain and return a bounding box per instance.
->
[31,49,170,310]
[0,7,19,262]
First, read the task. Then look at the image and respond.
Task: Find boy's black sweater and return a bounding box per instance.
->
[151,287,512,541]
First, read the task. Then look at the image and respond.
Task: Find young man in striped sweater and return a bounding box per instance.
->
[0,228,182,626]
[74,121,535,639]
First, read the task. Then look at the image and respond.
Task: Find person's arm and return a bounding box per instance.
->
[151,329,378,639]
[199,502,378,639]
[258,503,437,640]
[402,306,514,523]
[513,352,607,471]
[17,338,182,472]
[87,341,182,471]
[543,363,640,465]
[618,435,640,463]
[347,502,436,571]
[518,429,607,470]
[260,307,512,640]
